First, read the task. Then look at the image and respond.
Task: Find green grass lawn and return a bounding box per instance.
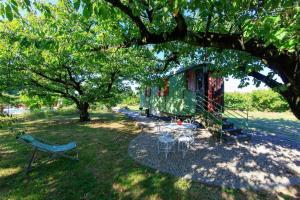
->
[226,111,300,142]
[0,109,297,200]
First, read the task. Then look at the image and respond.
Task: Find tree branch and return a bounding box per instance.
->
[237,63,283,89]
[30,79,80,105]
[106,71,119,93]
[105,0,151,39]
[172,8,187,36]
[248,71,283,89]
[205,4,214,35]
[101,0,298,87]
[29,68,71,86]
[155,52,179,72]
[140,0,153,22]
[64,65,84,95]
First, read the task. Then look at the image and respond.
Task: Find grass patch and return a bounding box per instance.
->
[226,111,300,142]
[0,110,297,199]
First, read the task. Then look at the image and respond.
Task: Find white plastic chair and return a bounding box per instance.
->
[177,135,193,158]
[156,123,175,158]
[157,135,175,158]
[179,128,195,144]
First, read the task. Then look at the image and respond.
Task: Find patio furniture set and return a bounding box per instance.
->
[157,118,197,158]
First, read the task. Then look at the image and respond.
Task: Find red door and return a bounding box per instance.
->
[207,72,224,112]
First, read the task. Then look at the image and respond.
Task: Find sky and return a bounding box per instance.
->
[225,67,283,92]
[224,77,268,92]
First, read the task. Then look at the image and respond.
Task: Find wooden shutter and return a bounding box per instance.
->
[145,87,151,97]
[207,74,214,112]
[163,78,169,96]
[207,71,224,112]
[187,70,196,91]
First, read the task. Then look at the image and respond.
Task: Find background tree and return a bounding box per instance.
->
[0,4,155,121]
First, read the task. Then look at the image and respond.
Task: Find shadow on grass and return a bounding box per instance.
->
[0,110,297,200]
[229,116,300,142]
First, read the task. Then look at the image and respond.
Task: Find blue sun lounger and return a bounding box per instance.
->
[17,134,78,173]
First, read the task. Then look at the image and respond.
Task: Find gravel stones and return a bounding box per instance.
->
[115,107,300,190]
[128,130,300,190]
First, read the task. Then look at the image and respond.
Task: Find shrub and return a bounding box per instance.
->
[121,94,140,106]
[224,92,251,111]
[225,89,289,112]
[251,90,289,112]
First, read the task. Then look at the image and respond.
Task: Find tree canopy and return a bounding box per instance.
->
[0,0,299,119]
[0,3,158,121]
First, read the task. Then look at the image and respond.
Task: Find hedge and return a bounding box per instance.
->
[224,89,289,112]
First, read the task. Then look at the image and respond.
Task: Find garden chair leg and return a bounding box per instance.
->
[26,148,37,174]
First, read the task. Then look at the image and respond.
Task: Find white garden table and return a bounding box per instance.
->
[163,123,197,158]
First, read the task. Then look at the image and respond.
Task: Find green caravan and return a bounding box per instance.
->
[140,63,224,117]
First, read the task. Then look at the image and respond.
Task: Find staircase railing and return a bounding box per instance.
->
[194,92,249,137]
[193,94,224,138]
[224,106,249,131]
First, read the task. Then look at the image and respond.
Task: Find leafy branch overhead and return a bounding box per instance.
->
[0,0,300,120]
[84,0,300,119]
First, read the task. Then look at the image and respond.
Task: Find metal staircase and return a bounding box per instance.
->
[194,92,251,142]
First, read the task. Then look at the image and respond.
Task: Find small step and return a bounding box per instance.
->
[222,122,234,130]
[222,117,228,122]
[223,128,242,135]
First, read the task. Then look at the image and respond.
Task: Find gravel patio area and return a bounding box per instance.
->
[128,130,300,190]
[115,107,300,190]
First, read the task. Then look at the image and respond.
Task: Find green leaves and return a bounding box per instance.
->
[0,3,155,116]
[24,0,31,7]
[1,0,298,54]
[0,0,23,20]
[73,0,81,11]
[225,89,289,112]
[82,0,92,18]
[5,4,13,21]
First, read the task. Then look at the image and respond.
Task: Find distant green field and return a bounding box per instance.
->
[248,111,298,121]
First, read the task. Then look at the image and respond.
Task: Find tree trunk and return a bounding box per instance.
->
[287,97,300,120]
[77,102,90,122]
[281,85,300,120]
[248,65,300,120]
[0,105,3,112]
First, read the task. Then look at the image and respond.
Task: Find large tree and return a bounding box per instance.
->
[97,0,300,119]
[0,4,155,121]
[1,0,300,119]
